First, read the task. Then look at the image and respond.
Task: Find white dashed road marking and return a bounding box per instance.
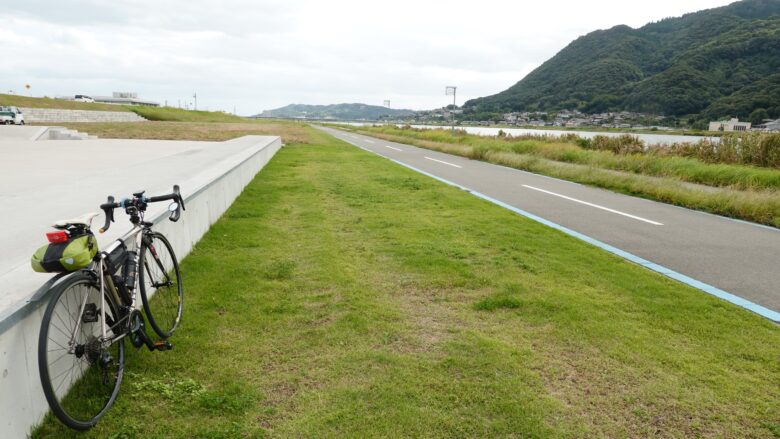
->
[522,185,664,226]
[424,157,462,168]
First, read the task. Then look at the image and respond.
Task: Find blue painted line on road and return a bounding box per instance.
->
[337,133,780,323]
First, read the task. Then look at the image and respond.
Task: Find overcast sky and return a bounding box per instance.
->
[0,0,736,115]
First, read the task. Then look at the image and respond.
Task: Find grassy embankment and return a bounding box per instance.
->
[0,93,134,112]
[0,93,246,123]
[341,125,780,228]
[33,124,780,438]
[128,106,246,123]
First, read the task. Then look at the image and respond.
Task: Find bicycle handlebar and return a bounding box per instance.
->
[98,185,185,233]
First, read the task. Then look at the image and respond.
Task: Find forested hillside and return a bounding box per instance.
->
[464,0,780,125]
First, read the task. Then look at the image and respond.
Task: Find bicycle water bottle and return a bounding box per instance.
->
[124,251,138,290]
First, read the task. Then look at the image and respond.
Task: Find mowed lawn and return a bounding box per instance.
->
[34,127,780,438]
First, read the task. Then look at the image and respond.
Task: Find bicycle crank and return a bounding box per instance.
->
[127,309,174,351]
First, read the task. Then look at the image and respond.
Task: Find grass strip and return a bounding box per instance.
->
[343,126,780,228]
[127,107,247,123]
[60,120,313,144]
[33,125,780,438]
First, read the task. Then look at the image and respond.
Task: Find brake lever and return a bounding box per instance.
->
[174,185,185,210]
[168,185,184,222]
[99,196,115,233]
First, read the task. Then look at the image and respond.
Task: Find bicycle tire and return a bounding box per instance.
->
[38,272,125,430]
[139,232,183,338]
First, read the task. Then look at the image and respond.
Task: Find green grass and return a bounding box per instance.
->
[343,125,780,227]
[127,106,246,122]
[0,93,133,112]
[32,126,780,438]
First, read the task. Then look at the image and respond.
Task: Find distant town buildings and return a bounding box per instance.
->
[470,109,669,130]
[708,118,751,132]
[252,103,779,133]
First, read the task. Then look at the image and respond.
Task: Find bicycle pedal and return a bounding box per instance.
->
[153,341,173,351]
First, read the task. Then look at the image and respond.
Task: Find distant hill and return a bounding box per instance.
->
[257,103,415,120]
[463,0,780,124]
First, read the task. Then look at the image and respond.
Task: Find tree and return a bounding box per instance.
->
[749,108,769,125]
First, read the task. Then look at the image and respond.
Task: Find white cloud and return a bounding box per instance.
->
[0,0,736,114]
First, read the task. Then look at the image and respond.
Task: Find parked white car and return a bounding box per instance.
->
[74,95,94,103]
[0,106,25,125]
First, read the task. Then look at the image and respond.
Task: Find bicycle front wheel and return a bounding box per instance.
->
[38,272,125,430]
[139,232,183,338]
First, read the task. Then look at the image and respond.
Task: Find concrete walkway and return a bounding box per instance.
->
[0,125,50,141]
[0,133,279,316]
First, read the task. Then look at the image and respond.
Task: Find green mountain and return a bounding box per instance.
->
[463,0,780,123]
[257,103,414,120]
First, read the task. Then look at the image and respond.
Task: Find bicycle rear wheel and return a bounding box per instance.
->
[38,272,125,430]
[139,232,183,338]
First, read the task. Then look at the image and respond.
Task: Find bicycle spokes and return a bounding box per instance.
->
[39,276,125,429]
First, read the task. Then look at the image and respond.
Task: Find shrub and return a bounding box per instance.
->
[591,135,645,155]
[576,137,593,149]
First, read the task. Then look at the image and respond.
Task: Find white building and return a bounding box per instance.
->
[709,118,751,132]
[94,92,159,107]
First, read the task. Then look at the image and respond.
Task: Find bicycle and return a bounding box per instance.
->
[35,185,186,430]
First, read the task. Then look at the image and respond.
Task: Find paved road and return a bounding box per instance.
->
[317,126,780,321]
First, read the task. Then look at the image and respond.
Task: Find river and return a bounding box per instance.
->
[334,122,717,145]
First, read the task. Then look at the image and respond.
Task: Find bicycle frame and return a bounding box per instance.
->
[66,224,148,352]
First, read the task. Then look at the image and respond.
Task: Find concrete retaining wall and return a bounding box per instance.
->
[0,136,282,438]
[20,107,146,123]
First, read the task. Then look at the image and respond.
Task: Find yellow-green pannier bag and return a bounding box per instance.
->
[31,233,98,273]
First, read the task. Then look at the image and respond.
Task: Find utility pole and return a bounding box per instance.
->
[445,86,457,134]
[383,100,391,124]
[193,92,197,110]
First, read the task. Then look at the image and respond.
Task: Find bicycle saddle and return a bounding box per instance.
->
[53,212,100,229]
